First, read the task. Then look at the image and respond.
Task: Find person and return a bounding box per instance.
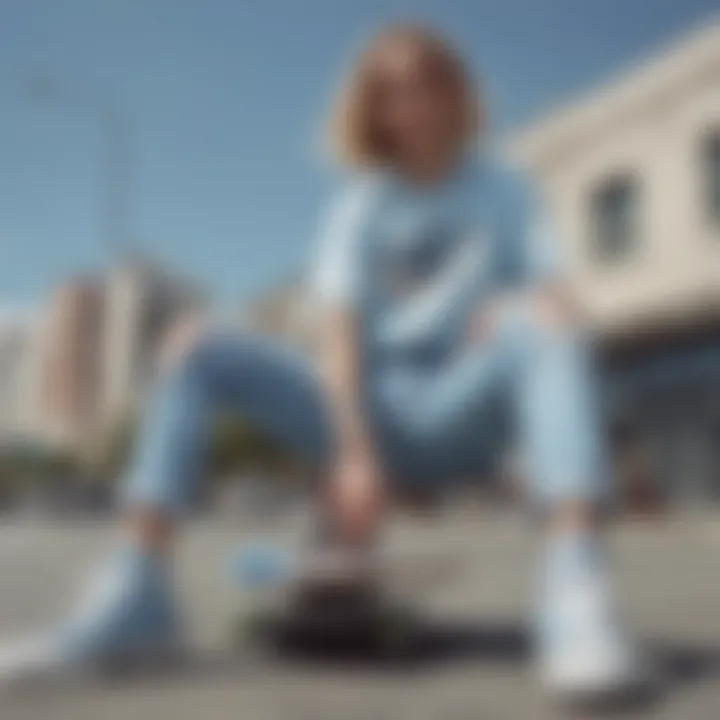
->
[0,23,641,698]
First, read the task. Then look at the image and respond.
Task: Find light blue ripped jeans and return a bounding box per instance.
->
[123,310,607,515]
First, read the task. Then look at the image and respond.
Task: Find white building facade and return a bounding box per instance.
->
[511,21,720,504]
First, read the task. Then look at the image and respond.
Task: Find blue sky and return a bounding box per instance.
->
[1,0,718,311]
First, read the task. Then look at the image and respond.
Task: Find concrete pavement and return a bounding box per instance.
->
[0,512,717,719]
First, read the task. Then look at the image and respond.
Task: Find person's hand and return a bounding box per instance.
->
[327,447,385,545]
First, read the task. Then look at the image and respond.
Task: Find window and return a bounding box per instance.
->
[591,174,640,264]
[701,130,720,226]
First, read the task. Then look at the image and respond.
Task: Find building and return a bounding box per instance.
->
[25,279,105,447]
[101,257,206,425]
[0,315,36,444]
[511,19,720,504]
[12,258,205,450]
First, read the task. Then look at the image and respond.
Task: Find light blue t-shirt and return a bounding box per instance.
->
[312,155,560,371]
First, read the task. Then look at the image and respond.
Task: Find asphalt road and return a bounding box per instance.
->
[0,510,718,720]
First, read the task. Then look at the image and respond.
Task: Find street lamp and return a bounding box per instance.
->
[23,73,132,258]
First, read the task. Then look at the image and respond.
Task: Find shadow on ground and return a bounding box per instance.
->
[6,622,720,718]
[108,621,720,687]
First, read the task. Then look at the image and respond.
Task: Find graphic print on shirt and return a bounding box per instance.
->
[376,217,491,351]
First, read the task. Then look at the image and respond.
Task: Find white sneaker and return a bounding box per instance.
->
[0,546,182,690]
[541,578,640,695]
[538,534,648,701]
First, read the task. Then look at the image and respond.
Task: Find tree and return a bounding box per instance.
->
[208,412,298,482]
[87,409,139,483]
[0,440,82,506]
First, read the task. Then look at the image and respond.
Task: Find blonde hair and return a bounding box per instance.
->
[329,23,482,168]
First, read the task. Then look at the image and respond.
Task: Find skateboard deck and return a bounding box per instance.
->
[231,545,461,659]
[239,582,420,659]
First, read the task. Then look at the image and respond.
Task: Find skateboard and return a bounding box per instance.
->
[230,544,458,659]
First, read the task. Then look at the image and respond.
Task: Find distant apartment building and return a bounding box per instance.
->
[511,21,720,504]
[0,317,36,443]
[101,258,206,424]
[14,259,205,449]
[25,279,105,447]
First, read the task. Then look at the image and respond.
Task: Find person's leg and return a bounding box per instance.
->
[122,330,331,538]
[413,298,639,696]
[0,331,332,681]
[511,300,641,697]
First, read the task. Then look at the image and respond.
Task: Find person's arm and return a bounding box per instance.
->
[311,183,384,541]
[320,307,373,458]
